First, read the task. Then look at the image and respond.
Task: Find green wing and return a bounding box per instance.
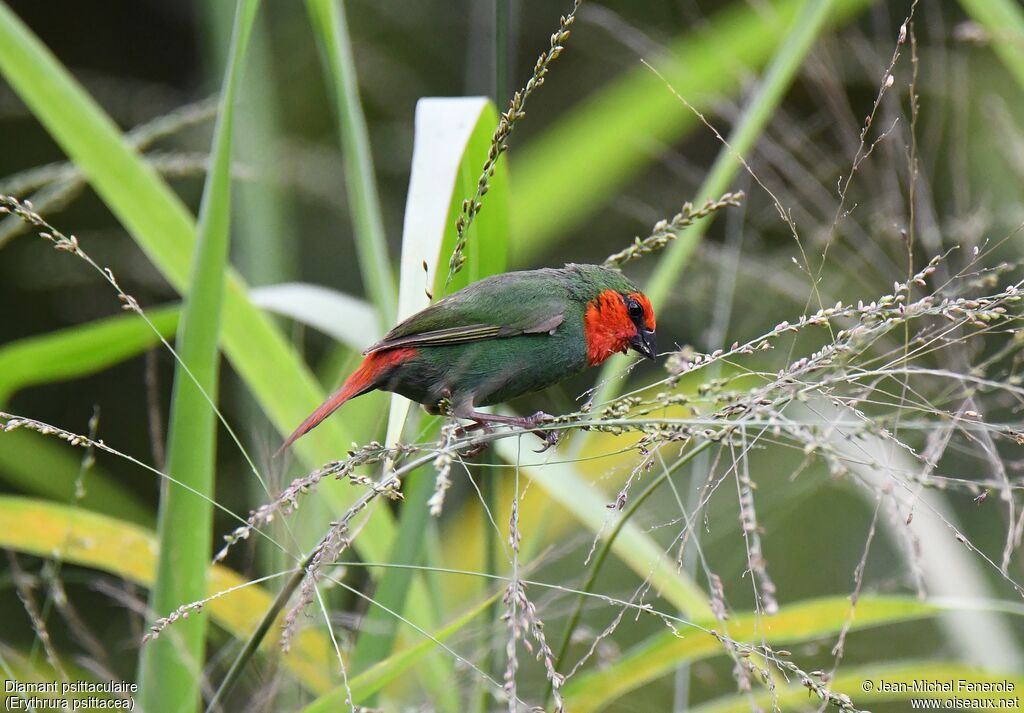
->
[364,270,569,354]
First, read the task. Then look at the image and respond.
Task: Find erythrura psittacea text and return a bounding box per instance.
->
[277,263,657,454]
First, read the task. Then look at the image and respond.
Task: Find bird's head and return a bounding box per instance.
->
[583,288,657,366]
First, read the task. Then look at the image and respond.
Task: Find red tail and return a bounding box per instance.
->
[275,348,416,457]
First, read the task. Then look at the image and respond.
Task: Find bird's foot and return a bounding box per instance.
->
[523,411,561,453]
[452,410,560,452]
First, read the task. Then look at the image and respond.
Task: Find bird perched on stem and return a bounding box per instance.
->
[277,264,656,454]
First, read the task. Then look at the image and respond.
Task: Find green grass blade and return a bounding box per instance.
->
[510,0,873,259]
[563,595,943,712]
[551,440,712,681]
[0,306,178,405]
[0,0,400,562]
[305,0,396,325]
[0,429,151,526]
[0,496,334,693]
[690,662,1024,713]
[137,2,258,711]
[348,471,436,676]
[957,0,1024,88]
[351,97,508,705]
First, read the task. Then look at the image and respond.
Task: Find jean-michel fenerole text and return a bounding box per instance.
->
[873,679,1015,694]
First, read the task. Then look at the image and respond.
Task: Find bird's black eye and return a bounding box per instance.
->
[626,297,644,321]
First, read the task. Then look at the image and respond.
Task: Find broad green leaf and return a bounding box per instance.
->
[0,285,374,402]
[250,283,380,351]
[510,0,874,258]
[0,306,178,405]
[352,97,508,704]
[0,496,333,693]
[563,595,942,712]
[690,662,1024,713]
[138,3,257,710]
[385,97,510,449]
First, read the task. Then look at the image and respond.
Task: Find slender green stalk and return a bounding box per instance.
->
[580,0,849,447]
[305,0,396,325]
[202,7,301,679]
[472,451,500,713]
[494,435,712,619]
[349,471,436,662]
[205,559,309,713]
[348,466,458,708]
[550,441,711,689]
[647,0,842,309]
[205,2,295,288]
[137,3,258,711]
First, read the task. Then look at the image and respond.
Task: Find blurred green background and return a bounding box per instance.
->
[2,0,1024,711]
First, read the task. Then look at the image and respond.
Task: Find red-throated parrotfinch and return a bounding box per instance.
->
[278,264,656,453]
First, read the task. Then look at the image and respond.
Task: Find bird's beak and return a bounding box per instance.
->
[629,329,657,360]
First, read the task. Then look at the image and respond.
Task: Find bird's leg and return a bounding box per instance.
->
[452,406,560,452]
[437,396,493,457]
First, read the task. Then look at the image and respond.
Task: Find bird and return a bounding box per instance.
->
[276,263,657,455]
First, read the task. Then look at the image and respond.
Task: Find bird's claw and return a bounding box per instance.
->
[532,429,560,453]
[525,411,560,452]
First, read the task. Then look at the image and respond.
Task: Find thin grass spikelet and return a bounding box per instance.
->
[427,420,459,516]
[214,441,406,563]
[603,191,745,268]
[446,0,583,286]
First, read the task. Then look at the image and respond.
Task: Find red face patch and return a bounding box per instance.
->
[584,289,655,366]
